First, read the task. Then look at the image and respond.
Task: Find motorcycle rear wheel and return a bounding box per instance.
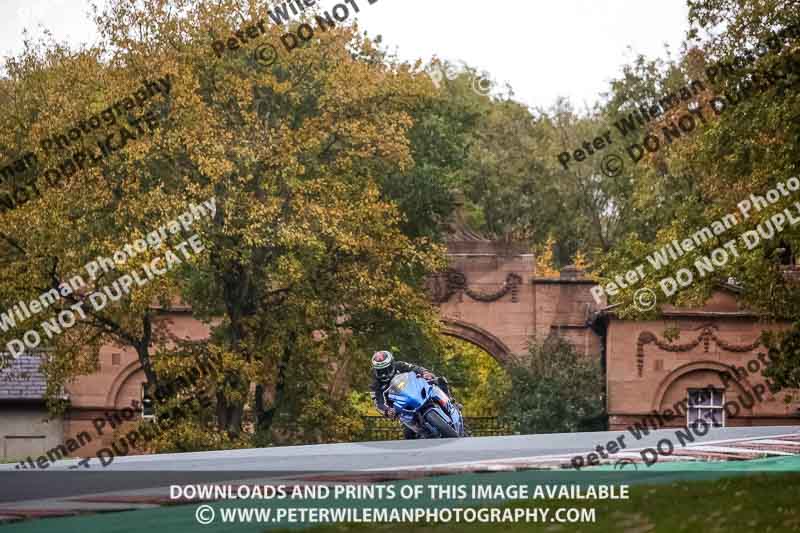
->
[424,410,459,438]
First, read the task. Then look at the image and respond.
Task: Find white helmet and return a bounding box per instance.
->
[371,350,396,382]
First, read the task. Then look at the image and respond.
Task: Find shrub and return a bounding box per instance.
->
[503,335,605,434]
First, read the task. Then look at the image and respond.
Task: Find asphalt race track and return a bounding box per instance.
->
[1,425,799,505]
[15,425,800,471]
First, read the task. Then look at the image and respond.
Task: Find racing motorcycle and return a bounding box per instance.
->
[385,371,466,438]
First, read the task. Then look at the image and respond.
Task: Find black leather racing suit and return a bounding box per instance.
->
[370,361,452,439]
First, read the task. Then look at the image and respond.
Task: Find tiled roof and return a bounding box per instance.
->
[0,354,47,401]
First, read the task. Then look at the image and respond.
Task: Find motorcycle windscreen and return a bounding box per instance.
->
[386,372,426,411]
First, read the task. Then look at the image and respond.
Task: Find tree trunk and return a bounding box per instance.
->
[216,391,245,436]
[253,335,293,434]
[135,314,159,390]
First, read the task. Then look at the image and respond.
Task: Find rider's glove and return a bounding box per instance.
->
[385,407,398,419]
[420,371,434,381]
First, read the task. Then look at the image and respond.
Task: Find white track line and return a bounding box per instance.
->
[367,431,800,472]
[677,445,793,456]
[739,439,800,446]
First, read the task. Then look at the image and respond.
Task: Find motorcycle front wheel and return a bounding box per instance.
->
[424,410,459,438]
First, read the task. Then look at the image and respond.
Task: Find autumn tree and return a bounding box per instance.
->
[162,1,444,436]
[0,33,192,411]
[427,60,673,266]
[0,0,450,444]
[595,0,800,319]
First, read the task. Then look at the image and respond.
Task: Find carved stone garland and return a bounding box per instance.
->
[428,269,522,304]
[636,324,761,377]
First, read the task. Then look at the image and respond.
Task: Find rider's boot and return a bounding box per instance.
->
[437,377,463,411]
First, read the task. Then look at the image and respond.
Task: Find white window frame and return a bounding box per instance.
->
[687,388,725,427]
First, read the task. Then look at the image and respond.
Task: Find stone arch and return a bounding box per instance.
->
[105,360,145,409]
[441,318,514,365]
[651,360,755,415]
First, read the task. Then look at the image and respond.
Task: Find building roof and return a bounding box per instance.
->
[0,354,48,401]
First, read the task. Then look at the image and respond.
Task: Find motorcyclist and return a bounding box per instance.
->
[369,350,456,439]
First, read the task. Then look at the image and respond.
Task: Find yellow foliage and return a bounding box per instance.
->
[535,236,560,278]
[0,0,448,445]
[572,249,591,272]
[440,337,511,416]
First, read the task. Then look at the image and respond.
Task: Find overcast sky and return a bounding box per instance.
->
[0,0,690,110]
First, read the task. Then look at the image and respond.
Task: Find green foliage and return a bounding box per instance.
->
[503,336,605,434]
[8,0,800,452]
[423,337,511,416]
[594,0,800,321]
[763,323,800,391]
[269,396,367,446]
[433,56,690,266]
[348,390,376,416]
[0,0,451,449]
[142,419,250,454]
[358,335,512,419]
[375,62,481,240]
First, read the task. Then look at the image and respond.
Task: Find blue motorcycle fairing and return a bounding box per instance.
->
[386,372,427,411]
[385,372,465,438]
